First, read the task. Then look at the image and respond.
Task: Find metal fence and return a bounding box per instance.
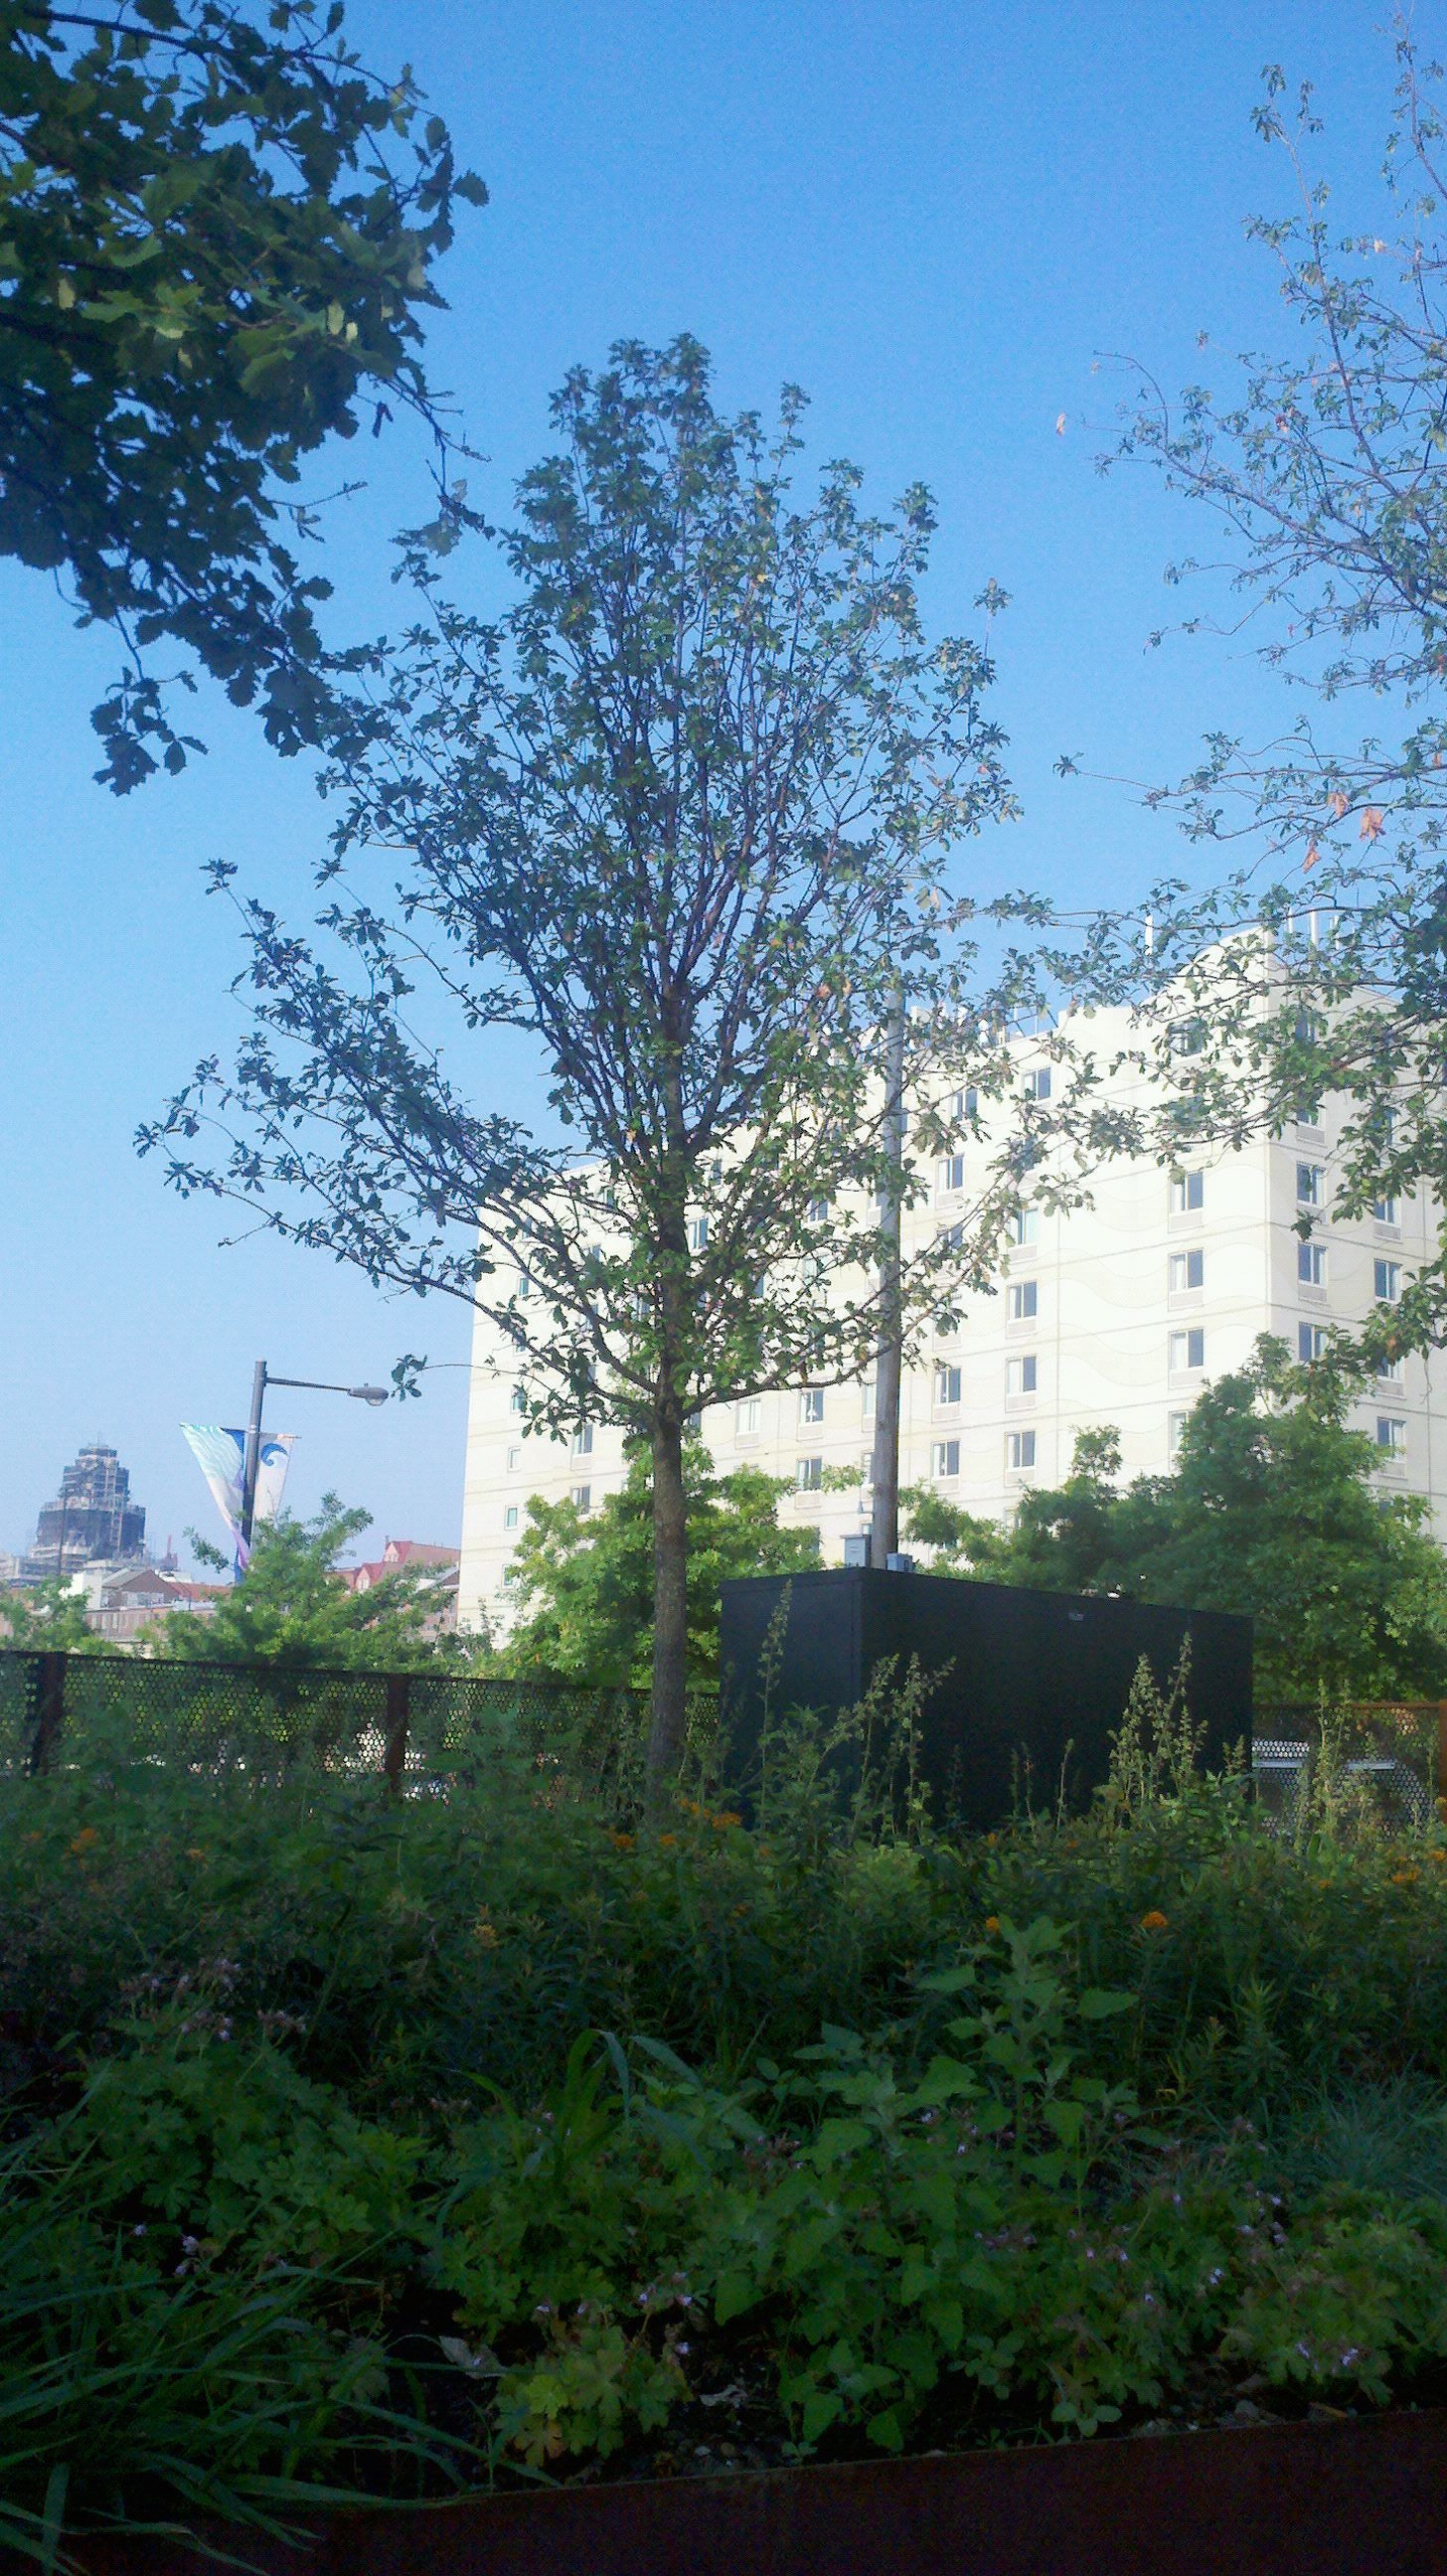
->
[0,1649,715,1808]
[1253,1700,1447,1832]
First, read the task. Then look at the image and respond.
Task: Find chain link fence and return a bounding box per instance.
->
[0,1650,721,1811]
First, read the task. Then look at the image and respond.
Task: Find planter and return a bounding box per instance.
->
[53,2403,1447,2576]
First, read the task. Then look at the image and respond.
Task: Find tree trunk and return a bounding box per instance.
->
[646,1405,689,1817]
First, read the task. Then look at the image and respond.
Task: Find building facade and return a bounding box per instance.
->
[458,1033,1445,1637]
[27,1441,147,1578]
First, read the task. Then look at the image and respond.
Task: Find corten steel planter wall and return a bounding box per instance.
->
[48,2407,1447,2576]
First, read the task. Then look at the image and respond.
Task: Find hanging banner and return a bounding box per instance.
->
[180,1425,295,1575]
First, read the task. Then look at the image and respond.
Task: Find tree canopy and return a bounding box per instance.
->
[160,1497,471,1668]
[1061,28,1447,1370]
[144,336,1073,1799]
[905,1340,1447,1702]
[496,1441,819,1690]
[0,0,484,789]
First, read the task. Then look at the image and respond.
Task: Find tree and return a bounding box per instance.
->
[144,337,1067,1807]
[497,1440,819,1690]
[1,0,485,789]
[159,1496,472,1667]
[906,1340,1447,1701]
[0,1573,97,1650]
[1062,26,1447,1370]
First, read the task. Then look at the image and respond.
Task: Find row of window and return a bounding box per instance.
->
[1298,1245,1404,1299]
[504,1403,1414,1529]
[793,1429,1039,1492]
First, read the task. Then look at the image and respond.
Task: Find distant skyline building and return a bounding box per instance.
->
[27,1441,147,1578]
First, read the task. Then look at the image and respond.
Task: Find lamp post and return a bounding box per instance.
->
[238,1362,390,1572]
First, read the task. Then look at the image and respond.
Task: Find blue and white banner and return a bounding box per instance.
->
[181,1424,295,1576]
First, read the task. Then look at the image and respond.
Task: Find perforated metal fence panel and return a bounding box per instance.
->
[0,1652,714,1813]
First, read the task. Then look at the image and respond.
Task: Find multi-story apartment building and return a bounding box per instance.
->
[458,1015,1445,1636]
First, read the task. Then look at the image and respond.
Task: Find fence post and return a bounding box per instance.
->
[1437,1702,1447,1807]
[382,1672,411,1795]
[28,1651,68,1776]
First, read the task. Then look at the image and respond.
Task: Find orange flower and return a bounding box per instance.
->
[68,1828,99,1856]
[657,1833,678,1851]
[984,1915,1002,1935]
[1139,1909,1169,1933]
[1391,1866,1420,1888]
[710,1811,742,1832]
[186,1846,206,1861]
[609,1831,635,1852]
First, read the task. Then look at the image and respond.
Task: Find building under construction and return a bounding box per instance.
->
[28,1442,147,1578]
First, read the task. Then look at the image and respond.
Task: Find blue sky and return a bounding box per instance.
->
[0,0,1402,1563]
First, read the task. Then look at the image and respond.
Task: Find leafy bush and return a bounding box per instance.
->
[9,1743,1447,2549]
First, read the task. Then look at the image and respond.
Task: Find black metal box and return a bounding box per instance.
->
[719,1567,1252,1827]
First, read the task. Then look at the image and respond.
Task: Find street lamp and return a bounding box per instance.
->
[239,1361,390,1566]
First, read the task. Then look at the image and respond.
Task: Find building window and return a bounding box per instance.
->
[1296,1162,1325,1206]
[938,1154,965,1195]
[570,1484,592,1512]
[517,1269,532,1299]
[687,1214,709,1252]
[938,1219,965,1252]
[799,1388,825,1425]
[1010,1206,1039,1246]
[1170,1169,1205,1213]
[1298,1242,1328,1287]
[1372,1194,1400,1225]
[571,1424,593,1457]
[1008,1279,1039,1322]
[1374,1258,1403,1303]
[1168,1411,1188,1462]
[932,1438,961,1479]
[1375,1418,1407,1460]
[1298,1323,1329,1363]
[1170,1018,1206,1058]
[503,1504,519,1530]
[807,1195,831,1222]
[934,1364,962,1406]
[736,1396,761,1435]
[685,1409,703,1436]
[1006,1355,1038,1395]
[795,1456,824,1492]
[1169,1249,1205,1292]
[949,1084,979,1120]
[860,1450,876,1489]
[1169,1327,1205,1372]
[509,1385,527,1415]
[862,1381,877,1424]
[506,1445,523,1472]
[1025,1064,1051,1101]
[1006,1430,1037,1471]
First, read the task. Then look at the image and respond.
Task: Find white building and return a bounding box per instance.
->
[458,1015,1445,1636]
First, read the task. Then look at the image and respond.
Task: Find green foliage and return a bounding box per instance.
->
[141,333,1046,1793]
[906,1337,1447,1700]
[0,1579,98,1653]
[0,0,485,790]
[499,1442,818,1688]
[13,1741,1447,2535]
[158,1494,474,1669]
[1077,31,1447,1366]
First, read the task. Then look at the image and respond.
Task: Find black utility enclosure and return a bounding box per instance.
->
[719,1568,1252,1827]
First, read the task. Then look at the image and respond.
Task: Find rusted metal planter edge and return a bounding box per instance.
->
[47,2403,1447,2576]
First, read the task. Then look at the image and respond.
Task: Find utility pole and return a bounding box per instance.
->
[236,1361,390,1580]
[870,985,906,1565]
[238,1359,269,1570]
